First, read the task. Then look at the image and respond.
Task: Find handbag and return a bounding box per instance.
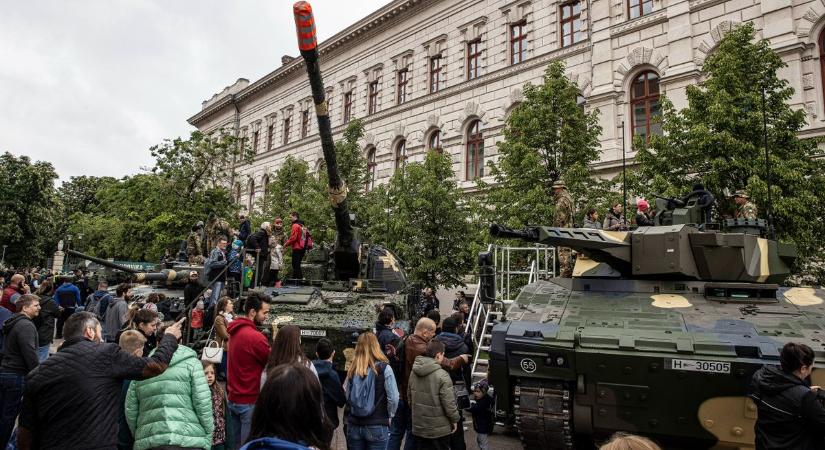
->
[201,339,223,364]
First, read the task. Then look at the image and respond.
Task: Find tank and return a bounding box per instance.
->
[483,198,825,449]
[252,2,415,373]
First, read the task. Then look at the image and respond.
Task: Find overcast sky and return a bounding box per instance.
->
[0,0,387,182]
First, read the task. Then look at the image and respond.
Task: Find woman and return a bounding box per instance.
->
[33,279,59,361]
[344,332,399,450]
[126,326,214,450]
[583,208,602,229]
[635,199,654,227]
[603,202,627,231]
[213,296,234,380]
[264,325,317,382]
[750,342,825,449]
[117,309,159,357]
[143,292,159,314]
[244,363,332,450]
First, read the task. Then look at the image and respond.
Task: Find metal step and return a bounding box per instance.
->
[480,345,490,351]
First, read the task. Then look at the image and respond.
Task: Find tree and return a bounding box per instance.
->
[479,61,605,228]
[364,151,476,288]
[631,22,825,278]
[0,152,62,266]
[58,175,117,218]
[327,119,368,214]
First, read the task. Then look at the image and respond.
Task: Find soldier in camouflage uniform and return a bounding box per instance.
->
[552,180,575,278]
[186,222,205,264]
[733,190,757,220]
[205,212,233,256]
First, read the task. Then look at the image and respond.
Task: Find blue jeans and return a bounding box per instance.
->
[208,281,224,309]
[37,345,50,362]
[346,424,389,450]
[388,400,414,450]
[0,371,25,449]
[228,401,254,450]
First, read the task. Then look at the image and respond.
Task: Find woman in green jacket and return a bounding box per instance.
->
[126,342,214,450]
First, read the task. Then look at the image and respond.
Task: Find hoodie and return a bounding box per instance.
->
[434,331,471,386]
[312,359,346,428]
[750,365,825,450]
[0,313,39,375]
[226,317,270,404]
[407,355,459,439]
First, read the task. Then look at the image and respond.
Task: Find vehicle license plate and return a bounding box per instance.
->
[667,358,731,374]
[300,329,327,337]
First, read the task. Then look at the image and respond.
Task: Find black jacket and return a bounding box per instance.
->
[376,322,400,361]
[312,359,346,429]
[750,365,825,450]
[238,219,252,243]
[468,394,494,434]
[0,314,39,375]
[635,212,654,227]
[17,333,178,450]
[434,332,470,387]
[34,296,59,346]
[247,229,270,258]
[183,281,203,308]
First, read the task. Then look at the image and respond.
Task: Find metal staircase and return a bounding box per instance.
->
[467,245,554,383]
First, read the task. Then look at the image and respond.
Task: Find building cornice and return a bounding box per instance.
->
[609,9,667,38]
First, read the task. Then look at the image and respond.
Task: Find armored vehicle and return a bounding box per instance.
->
[254,2,414,373]
[485,196,825,449]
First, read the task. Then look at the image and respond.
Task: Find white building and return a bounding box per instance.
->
[188,0,825,212]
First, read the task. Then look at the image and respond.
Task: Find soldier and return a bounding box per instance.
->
[552,180,574,278]
[205,213,233,256]
[732,190,757,220]
[186,223,204,264]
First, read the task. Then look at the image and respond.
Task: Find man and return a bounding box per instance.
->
[226,292,271,448]
[183,271,203,308]
[238,214,252,243]
[376,306,400,361]
[434,317,472,450]
[246,222,271,287]
[85,281,113,321]
[408,340,460,450]
[104,284,132,343]
[416,287,439,324]
[733,190,757,220]
[311,338,346,439]
[0,295,40,447]
[186,223,205,264]
[283,212,307,280]
[552,179,575,278]
[389,318,468,450]
[1,274,29,313]
[17,312,182,450]
[54,276,81,339]
[205,237,229,308]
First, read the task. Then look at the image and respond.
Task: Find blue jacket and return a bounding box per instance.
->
[312,359,346,428]
[55,282,81,308]
[241,437,312,450]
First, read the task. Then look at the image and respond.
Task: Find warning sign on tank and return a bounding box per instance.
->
[667,358,730,374]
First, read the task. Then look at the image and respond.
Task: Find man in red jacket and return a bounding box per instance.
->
[226,292,271,449]
[283,211,306,280]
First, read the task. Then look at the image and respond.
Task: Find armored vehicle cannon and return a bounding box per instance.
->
[484,204,824,448]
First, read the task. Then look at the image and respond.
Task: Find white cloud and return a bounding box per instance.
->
[0,0,388,181]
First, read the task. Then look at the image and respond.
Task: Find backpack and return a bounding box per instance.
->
[347,362,386,418]
[300,225,313,251]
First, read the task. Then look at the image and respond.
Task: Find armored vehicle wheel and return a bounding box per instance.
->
[514,379,574,449]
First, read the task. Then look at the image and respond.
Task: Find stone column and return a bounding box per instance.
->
[52,240,65,274]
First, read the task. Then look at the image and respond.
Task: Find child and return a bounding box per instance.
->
[468,379,494,450]
[202,362,228,450]
[117,330,147,450]
[311,338,346,444]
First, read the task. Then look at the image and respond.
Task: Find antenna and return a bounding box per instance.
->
[621,121,627,224]
[760,84,775,239]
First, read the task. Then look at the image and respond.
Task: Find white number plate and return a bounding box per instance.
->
[668,359,731,374]
[300,329,327,337]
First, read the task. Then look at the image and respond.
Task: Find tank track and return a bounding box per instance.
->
[514,379,573,450]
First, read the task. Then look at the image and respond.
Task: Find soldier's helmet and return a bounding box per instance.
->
[732,189,749,199]
[551,180,566,189]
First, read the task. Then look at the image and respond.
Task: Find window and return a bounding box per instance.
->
[394,140,407,171]
[283,116,291,145]
[630,71,662,141]
[240,136,247,153]
[261,174,269,204]
[428,130,442,152]
[467,40,482,80]
[267,124,274,151]
[234,182,241,203]
[368,81,379,115]
[510,22,527,64]
[343,91,353,123]
[466,120,484,180]
[366,148,377,191]
[560,1,583,47]
[252,130,259,154]
[397,69,410,104]
[301,109,310,138]
[430,56,444,93]
[247,179,255,212]
[628,0,653,19]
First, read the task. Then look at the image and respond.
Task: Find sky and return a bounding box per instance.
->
[0,0,387,182]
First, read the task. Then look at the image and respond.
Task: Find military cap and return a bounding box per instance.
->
[551,180,566,189]
[732,190,749,199]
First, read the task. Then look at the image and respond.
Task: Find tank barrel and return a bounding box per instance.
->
[489,224,539,242]
[133,270,188,283]
[66,250,140,274]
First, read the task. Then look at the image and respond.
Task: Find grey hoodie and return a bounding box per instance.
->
[407,355,459,439]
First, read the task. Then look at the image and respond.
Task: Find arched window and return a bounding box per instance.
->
[394,140,407,172]
[366,147,377,191]
[630,71,661,141]
[820,29,825,105]
[234,182,241,204]
[247,179,255,212]
[428,130,442,153]
[466,120,484,180]
[261,174,269,205]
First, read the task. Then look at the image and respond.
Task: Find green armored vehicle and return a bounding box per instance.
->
[485,194,825,449]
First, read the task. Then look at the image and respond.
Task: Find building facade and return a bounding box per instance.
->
[188,0,825,212]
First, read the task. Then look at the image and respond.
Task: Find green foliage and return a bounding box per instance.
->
[0,152,62,266]
[58,175,118,218]
[631,23,825,272]
[363,151,476,288]
[330,119,368,213]
[479,61,606,228]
